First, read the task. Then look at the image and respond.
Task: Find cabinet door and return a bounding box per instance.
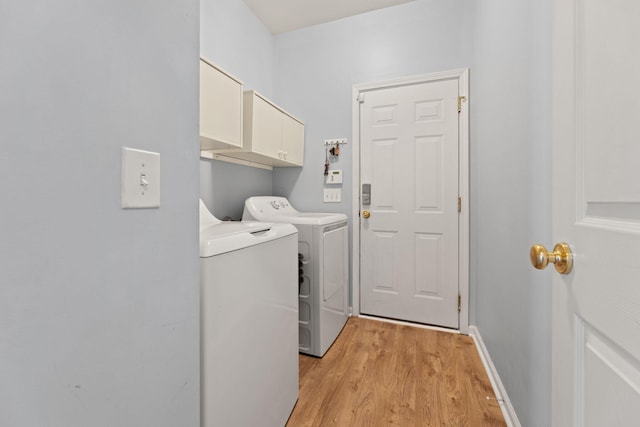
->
[199,60,243,150]
[281,114,304,166]
[250,94,282,159]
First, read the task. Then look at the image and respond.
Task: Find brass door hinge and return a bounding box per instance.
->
[458,95,466,113]
[458,196,462,213]
[458,294,462,312]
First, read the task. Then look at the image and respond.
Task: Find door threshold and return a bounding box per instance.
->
[357,314,460,335]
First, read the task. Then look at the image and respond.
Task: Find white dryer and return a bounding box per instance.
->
[243,196,349,357]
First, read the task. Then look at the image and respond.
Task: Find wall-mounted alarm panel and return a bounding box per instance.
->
[325,169,343,184]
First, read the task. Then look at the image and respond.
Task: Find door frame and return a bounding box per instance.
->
[351,69,470,333]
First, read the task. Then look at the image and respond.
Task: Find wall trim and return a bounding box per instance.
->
[200,151,273,170]
[359,314,460,335]
[469,325,521,427]
[351,69,470,333]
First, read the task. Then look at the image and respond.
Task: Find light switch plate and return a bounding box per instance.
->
[323,188,341,203]
[122,147,160,208]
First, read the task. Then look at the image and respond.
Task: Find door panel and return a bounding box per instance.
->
[577,320,640,426]
[415,136,442,210]
[414,233,442,297]
[360,78,459,328]
[552,0,640,425]
[371,231,396,293]
[371,139,396,208]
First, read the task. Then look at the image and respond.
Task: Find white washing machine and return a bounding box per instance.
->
[243,196,349,357]
[199,200,298,427]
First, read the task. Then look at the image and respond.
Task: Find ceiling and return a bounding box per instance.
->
[242,0,417,34]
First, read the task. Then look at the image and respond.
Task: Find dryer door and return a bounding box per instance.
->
[322,224,348,306]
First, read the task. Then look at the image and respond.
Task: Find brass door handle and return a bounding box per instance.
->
[530,243,573,274]
[362,210,370,219]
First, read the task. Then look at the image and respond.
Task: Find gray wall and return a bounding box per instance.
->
[199,1,553,426]
[271,1,553,426]
[200,160,273,220]
[200,0,276,220]
[0,2,200,426]
[270,0,474,347]
[272,0,474,216]
[472,0,553,425]
[201,0,275,99]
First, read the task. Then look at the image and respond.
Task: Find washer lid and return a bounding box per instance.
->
[199,221,297,258]
[262,212,348,226]
[243,196,348,226]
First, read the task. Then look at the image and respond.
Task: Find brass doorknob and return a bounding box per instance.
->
[362,210,370,219]
[530,243,573,274]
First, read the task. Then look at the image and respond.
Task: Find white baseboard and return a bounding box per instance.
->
[358,314,459,334]
[469,325,521,427]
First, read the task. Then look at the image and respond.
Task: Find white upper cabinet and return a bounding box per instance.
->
[239,91,304,167]
[199,58,243,150]
[281,113,304,166]
[199,63,304,169]
[244,92,282,159]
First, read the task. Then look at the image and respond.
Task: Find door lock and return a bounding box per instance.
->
[362,184,371,206]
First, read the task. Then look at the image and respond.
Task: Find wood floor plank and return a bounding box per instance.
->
[286,317,506,427]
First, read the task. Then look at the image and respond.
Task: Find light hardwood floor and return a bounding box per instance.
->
[286,317,506,427]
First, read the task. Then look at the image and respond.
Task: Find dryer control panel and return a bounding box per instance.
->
[243,196,348,226]
[269,199,290,210]
[247,196,298,214]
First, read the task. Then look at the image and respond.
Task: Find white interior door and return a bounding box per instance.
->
[552,0,640,425]
[359,78,460,328]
